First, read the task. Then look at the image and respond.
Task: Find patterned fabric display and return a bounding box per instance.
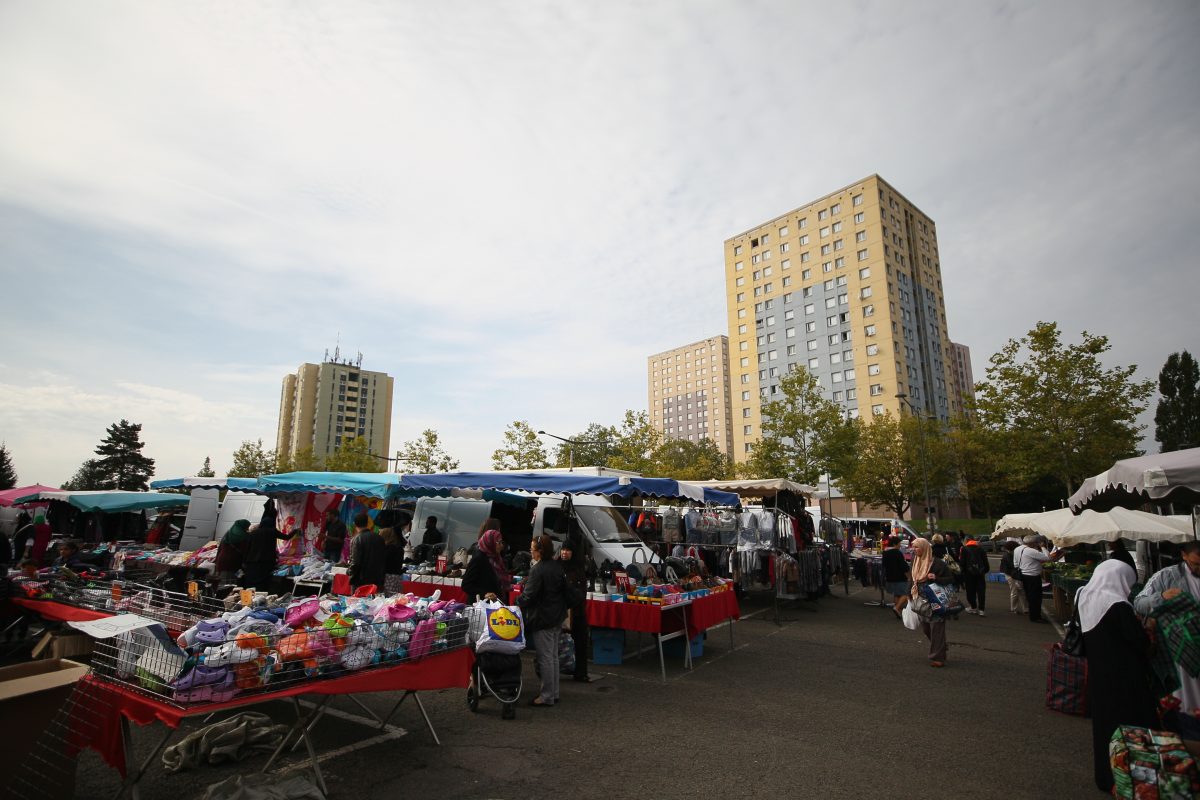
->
[1109,725,1200,800]
[1154,592,1200,678]
[1045,641,1088,717]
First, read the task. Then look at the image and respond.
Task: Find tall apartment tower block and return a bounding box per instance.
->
[724,175,962,460]
[950,341,977,415]
[647,335,734,456]
[276,353,395,465]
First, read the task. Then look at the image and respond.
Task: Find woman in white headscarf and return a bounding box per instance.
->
[1078,559,1156,793]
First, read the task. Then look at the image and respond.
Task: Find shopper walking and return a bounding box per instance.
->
[1000,541,1027,615]
[559,530,592,683]
[880,535,910,618]
[1133,541,1200,716]
[214,519,249,585]
[348,511,385,591]
[911,537,952,667]
[1079,560,1157,793]
[462,521,511,603]
[1013,535,1062,623]
[959,539,990,616]
[518,534,568,707]
[321,508,347,562]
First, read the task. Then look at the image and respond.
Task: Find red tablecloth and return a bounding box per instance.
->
[586,591,739,641]
[403,580,467,604]
[10,597,113,623]
[71,646,473,776]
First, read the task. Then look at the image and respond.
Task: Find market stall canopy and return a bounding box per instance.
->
[992,507,1192,547]
[992,509,1076,540]
[149,477,263,493]
[688,478,818,499]
[0,484,58,507]
[1069,447,1200,512]
[256,471,403,499]
[8,490,191,513]
[393,472,741,506]
[1051,508,1193,548]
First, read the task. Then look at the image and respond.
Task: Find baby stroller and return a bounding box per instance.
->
[466,604,524,720]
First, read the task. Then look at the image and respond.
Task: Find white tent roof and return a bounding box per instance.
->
[1069,447,1200,512]
[688,478,816,498]
[993,507,1192,547]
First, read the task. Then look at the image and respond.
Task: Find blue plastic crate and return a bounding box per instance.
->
[986,572,1008,583]
[662,633,704,659]
[592,629,624,665]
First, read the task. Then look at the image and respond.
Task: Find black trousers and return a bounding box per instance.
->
[568,604,589,679]
[1020,573,1043,621]
[963,574,987,611]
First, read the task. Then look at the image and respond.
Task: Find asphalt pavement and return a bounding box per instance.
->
[70,579,1095,799]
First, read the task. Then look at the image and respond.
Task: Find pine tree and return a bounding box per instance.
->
[196,456,216,478]
[94,420,155,490]
[1155,351,1200,453]
[0,443,16,489]
[62,459,109,491]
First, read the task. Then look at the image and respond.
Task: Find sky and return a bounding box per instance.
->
[1,0,1197,486]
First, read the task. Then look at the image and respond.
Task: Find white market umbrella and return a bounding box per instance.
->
[1069,447,1200,512]
[992,508,1076,540]
[1051,507,1193,548]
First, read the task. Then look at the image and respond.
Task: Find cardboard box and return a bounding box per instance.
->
[0,659,88,799]
[31,630,94,660]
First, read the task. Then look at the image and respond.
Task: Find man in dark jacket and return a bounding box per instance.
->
[349,512,386,591]
[322,508,347,562]
[959,539,991,617]
[242,500,296,590]
[559,531,593,683]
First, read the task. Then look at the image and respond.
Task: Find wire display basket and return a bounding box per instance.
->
[90,600,472,709]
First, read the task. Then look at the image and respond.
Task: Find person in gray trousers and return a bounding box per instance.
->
[517,534,568,707]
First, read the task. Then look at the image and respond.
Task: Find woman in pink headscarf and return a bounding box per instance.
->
[910,537,953,667]
[461,518,511,603]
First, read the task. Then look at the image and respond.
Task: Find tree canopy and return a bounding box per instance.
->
[276,446,322,473]
[398,429,460,473]
[605,411,662,475]
[94,419,155,490]
[1155,350,1200,453]
[648,437,731,480]
[550,423,615,469]
[61,459,109,491]
[973,322,1153,495]
[196,456,216,478]
[0,443,16,490]
[227,439,278,478]
[325,437,386,472]
[491,421,549,470]
[747,368,846,485]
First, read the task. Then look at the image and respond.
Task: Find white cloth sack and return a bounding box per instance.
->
[901,603,922,631]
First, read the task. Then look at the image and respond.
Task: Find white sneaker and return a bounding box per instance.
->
[977,611,986,617]
[965,608,978,615]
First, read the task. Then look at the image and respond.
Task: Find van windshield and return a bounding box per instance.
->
[575,506,640,544]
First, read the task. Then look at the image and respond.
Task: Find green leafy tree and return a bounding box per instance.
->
[973,322,1154,496]
[325,437,386,472]
[607,410,662,475]
[944,417,1022,520]
[748,369,846,484]
[551,423,617,469]
[61,459,108,490]
[227,439,278,478]
[1155,350,1200,453]
[196,456,216,478]
[649,437,731,480]
[0,443,16,489]
[398,429,460,473]
[492,421,549,470]
[276,446,323,473]
[94,419,155,490]
[831,413,954,523]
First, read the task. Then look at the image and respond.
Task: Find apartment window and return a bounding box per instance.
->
[827,334,839,346]
[802,268,812,280]
[821,244,831,255]
[798,217,808,228]
[765,315,775,325]
[866,343,880,356]
[863,304,875,317]
[764,282,773,293]
[826,297,836,309]
[736,292,745,302]
[753,270,761,280]
[818,209,828,221]
[735,261,744,271]
[739,341,749,351]
[857,249,869,261]
[823,261,833,273]
[806,321,816,332]
[868,364,881,376]
[802,286,813,298]
[752,254,760,264]
[827,315,837,327]
[780,242,790,254]
[856,231,867,243]
[738,309,747,318]
[738,324,747,334]
[784,309,794,320]
[741,391,751,401]
[807,340,818,351]
[861,286,873,298]
[799,234,809,245]
[779,225,789,237]
[754,286,762,297]
[870,384,884,396]
[744,425,753,435]
[847,388,857,400]
[832,221,842,233]
[787,326,797,338]
[824,279,834,290]
[865,324,877,336]
[734,245,743,255]
[872,404,884,416]
[820,226,830,238]
[838,293,848,305]
[833,391,844,401]
[833,239,844,251]
[854,212,865,224]
[801,253,811,263]
[741,374,751,383]
[831,203,841,214]
[831,352,842,365]
[808,357,820,369]
[804,303,815,314]
[782,276,792,287]
[835,257,845,269]
[735,276,745,286]
[762,249,771,259]
[859,267,871,279]
[832,372,843,384]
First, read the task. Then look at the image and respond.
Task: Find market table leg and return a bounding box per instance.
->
[262,695,329,774]
[287,697,328,797]
[379,690,441,745]
[112,717,174,800]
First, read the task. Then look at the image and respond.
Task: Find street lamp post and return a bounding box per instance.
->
[896,393,933,534]
[536,430,607,472]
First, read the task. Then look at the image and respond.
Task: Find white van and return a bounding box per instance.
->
[413,493,656,570]
[178,487,267,551]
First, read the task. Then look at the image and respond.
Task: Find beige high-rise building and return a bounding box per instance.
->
[724,175,961,461]
[950,342,976,417]
[647,335,734,456]
[276,354,395,465]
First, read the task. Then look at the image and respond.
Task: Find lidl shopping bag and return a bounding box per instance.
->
[474,600,526,655]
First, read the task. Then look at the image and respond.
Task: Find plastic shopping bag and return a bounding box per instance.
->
[474,600,526,655]
[901,603,922,631]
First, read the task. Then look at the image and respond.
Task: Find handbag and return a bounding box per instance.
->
[908,593,934,621]
[1046,641,1088,716]
[1062,593,1085,657]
